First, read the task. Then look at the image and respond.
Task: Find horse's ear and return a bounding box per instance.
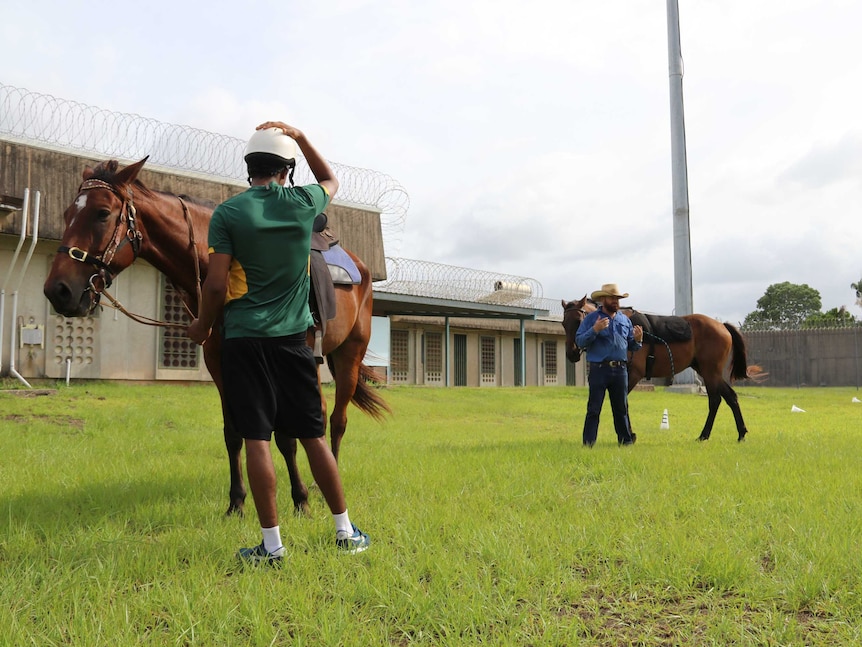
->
[82,166,95,181]
[561,299,568,309]
[114,156,150,187]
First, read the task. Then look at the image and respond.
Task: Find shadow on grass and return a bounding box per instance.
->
[3,473,214,539]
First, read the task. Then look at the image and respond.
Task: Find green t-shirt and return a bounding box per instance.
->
[208,182,330,339]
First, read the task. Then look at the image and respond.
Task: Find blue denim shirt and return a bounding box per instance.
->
[575,308,642,362]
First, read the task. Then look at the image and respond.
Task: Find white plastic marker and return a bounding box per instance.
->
[660,409,670,429]
[791,405,806,413]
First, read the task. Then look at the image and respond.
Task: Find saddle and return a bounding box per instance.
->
[626,309,692,383]
[308,213,362,363]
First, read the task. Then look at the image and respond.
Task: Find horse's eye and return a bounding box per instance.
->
[97,208,112,221]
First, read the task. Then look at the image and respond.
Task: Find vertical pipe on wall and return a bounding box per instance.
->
[1,188,30,376]
[445,316,451,387]
[9,190,40,387]
[519,320,526,387]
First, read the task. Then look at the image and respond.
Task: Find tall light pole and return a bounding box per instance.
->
[667,0,696,386]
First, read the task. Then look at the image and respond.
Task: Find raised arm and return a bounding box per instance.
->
[255,121,339,199]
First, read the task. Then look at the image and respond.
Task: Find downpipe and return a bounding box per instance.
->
[8,190,40,387]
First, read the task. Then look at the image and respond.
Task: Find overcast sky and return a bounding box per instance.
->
[4,0,861,324]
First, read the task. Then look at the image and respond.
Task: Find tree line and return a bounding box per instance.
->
[741,280,862,330]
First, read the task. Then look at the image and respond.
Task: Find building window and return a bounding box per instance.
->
[159,280,199,369]
[425,332,443,384]
[480,336,496,386]
[544,340,558,385]
[391,329,409,383]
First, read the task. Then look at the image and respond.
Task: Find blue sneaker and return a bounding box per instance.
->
[237,542,285,566]
[336,524,370,554]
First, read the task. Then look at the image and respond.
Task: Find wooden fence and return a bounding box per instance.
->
[741,327,862,388]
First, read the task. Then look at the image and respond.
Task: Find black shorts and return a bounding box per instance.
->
[221,333,324,441]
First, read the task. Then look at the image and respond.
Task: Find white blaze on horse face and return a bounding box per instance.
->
[70,193,88,226]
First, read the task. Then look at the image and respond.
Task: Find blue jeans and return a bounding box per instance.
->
[583,363,634,445]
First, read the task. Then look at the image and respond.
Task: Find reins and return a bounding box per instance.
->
[61,184,203,328]
[564,302,677,375]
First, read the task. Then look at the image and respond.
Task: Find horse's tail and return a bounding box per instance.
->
[724,323,766,383]
[325,356,392,421]
[352,363,392,420]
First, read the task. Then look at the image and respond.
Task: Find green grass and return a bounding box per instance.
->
[1,382,861,645]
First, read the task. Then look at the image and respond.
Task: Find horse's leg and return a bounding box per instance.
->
[697,381,722,441]
[223,411,247,515]
[718,381,749,442]
[273,434,309,514]
[326,347,360,461]
[269,353,332,515]
[203,340,247,516]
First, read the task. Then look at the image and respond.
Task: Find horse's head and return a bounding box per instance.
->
[561,296,596,363]
[44,157,149,316]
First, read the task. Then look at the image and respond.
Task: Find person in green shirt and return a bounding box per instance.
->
[188,121,369,563]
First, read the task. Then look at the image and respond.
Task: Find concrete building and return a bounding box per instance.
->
[0,84,581,388]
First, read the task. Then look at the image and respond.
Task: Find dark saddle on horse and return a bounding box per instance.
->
[626,309,692,383]
[308,213,362,362]
[627,310,692,343]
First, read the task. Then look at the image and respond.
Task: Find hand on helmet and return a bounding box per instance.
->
[256,121,303,141]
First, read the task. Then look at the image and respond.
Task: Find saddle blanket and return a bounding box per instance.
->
[321,244,361,284]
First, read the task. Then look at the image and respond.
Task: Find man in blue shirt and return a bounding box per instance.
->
[575,283,643,447]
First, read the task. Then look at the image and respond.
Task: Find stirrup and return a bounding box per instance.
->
[313,329,324,364]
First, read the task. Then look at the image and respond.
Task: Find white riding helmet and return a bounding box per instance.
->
[243,127,297,163]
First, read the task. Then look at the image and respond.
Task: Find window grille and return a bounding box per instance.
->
[425,332,443,383]
[544,340,558,385]
[391,329,409,383]
[480,336,496,385]
[159,280,198,369]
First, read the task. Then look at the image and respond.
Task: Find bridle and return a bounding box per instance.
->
[563,303,592,363]
[56,179,201,326]
[57,178,142,313]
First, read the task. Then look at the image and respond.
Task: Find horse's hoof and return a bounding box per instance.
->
[696,435,708,442]
[225,504,244,517]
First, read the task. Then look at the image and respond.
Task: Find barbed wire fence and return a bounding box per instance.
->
[0,82,562,318]
[378,257,562,317]
[0,82,409,250]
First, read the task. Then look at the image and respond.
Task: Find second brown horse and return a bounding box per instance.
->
[561,296,760,442]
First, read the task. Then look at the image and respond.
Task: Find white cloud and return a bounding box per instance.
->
[3,0,861,325]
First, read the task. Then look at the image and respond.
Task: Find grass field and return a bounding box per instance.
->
[1,381,861,646]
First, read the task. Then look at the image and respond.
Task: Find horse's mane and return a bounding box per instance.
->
[90,159,121,180]
[90,160,156,200]
[91,160,216,210]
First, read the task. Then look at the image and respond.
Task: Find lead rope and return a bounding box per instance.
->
[97,195,203,328]
[179,196,203,317]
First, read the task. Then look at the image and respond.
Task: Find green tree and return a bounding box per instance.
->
[742,281,821,330]
[802,306,858,329]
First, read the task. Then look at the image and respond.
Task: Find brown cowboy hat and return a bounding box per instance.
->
[590,283,630,300]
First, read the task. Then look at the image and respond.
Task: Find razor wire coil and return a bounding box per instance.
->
[0,82,409,250]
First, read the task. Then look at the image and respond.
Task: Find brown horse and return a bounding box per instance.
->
[561,296,759,442]
[43,157,389,514]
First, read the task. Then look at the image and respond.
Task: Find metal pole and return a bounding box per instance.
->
[445,316,451,387]
[9,190,39,388]
[667,0,696,386]
[520,319,526,386]
[667,0,693,316]
[1,188,30,376]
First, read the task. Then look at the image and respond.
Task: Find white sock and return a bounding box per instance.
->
[261,526,282,553]
[333,511,353,536]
